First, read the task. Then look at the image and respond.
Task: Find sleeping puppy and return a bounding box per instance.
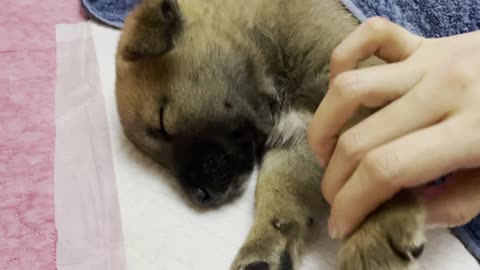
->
[115,0,426,269]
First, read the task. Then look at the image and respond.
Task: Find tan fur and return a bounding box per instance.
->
[115,0,427,269]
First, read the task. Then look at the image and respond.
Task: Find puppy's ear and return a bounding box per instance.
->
[119,0,183,61]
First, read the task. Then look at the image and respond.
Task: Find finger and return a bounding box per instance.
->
[330,16,423,81]
[321,72,448,204]
[423,169,480,227]
[308,62,419,166]
[329,117,473,239]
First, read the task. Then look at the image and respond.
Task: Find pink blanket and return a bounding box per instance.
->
[0,1,85,269]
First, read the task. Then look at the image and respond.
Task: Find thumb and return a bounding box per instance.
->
[423,169,480,228]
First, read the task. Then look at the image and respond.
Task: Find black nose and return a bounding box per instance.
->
[192,187,211,205]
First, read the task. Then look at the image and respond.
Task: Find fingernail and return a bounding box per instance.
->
[328,218,338,239]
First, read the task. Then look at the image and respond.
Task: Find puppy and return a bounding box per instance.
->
[115,0,426,269]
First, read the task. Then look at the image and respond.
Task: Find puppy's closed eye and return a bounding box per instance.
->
[147,107,171,140]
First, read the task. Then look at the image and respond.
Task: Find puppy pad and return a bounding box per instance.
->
[87,21,480,270]
[55,22,126,270]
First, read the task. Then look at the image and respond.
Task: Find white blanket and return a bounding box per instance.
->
[88,22,480,270]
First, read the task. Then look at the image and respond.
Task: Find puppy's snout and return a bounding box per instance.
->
[200,148,228,176]
[174,135,255,206]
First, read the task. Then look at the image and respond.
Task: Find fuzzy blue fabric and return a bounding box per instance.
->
[80,0,137,28]
[80,0,480,260]
[453,215,480,261]
[341,0,480,38]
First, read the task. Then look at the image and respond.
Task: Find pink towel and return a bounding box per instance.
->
[0,1,85,269]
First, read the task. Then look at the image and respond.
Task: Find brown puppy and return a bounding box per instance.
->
[115,0,426,269]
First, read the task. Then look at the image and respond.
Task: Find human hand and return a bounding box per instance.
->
[307,17,480,239]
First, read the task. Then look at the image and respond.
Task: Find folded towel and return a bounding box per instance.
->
[81,0,136,28]
[341,0,480,38]
[453,216,480,261]
[82,0,480,36]
[80,0,480,261]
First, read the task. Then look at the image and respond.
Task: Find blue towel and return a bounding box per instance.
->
[80,0,136,28]
[80,0,480,261]
[341,0,480,38]
[453,215,480,261]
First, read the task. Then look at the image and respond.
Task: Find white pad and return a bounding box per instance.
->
[89,22,480,270]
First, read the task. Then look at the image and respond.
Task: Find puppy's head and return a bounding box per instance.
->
[115,0,275,207]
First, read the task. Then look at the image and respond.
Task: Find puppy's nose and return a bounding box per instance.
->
[192,187,211,205]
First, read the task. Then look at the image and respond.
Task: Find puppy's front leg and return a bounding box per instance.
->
[231,137,323,270]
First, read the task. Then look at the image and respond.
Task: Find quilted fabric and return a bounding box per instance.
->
[0,1,85,269]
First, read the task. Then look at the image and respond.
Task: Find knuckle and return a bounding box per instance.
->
[362,150,401,187]
[337,130,366,163]
[446,59,477,89]
[410,84,434,105]
[330,48,349,66]
[364,16,389,35]
[441,120,462,142]
[331,72,361,99]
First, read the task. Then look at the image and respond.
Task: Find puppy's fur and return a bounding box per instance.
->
[115,0,426,269]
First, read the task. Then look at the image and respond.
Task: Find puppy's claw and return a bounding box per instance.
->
[244,261,270,270]
[389,237,425,261]
[231,248,294,270]
[410,244,424,259]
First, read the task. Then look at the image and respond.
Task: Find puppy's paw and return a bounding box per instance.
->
[231,248,293,270]
[338,194,426,270]
[230,218,308,270]
[230,240,294,270]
